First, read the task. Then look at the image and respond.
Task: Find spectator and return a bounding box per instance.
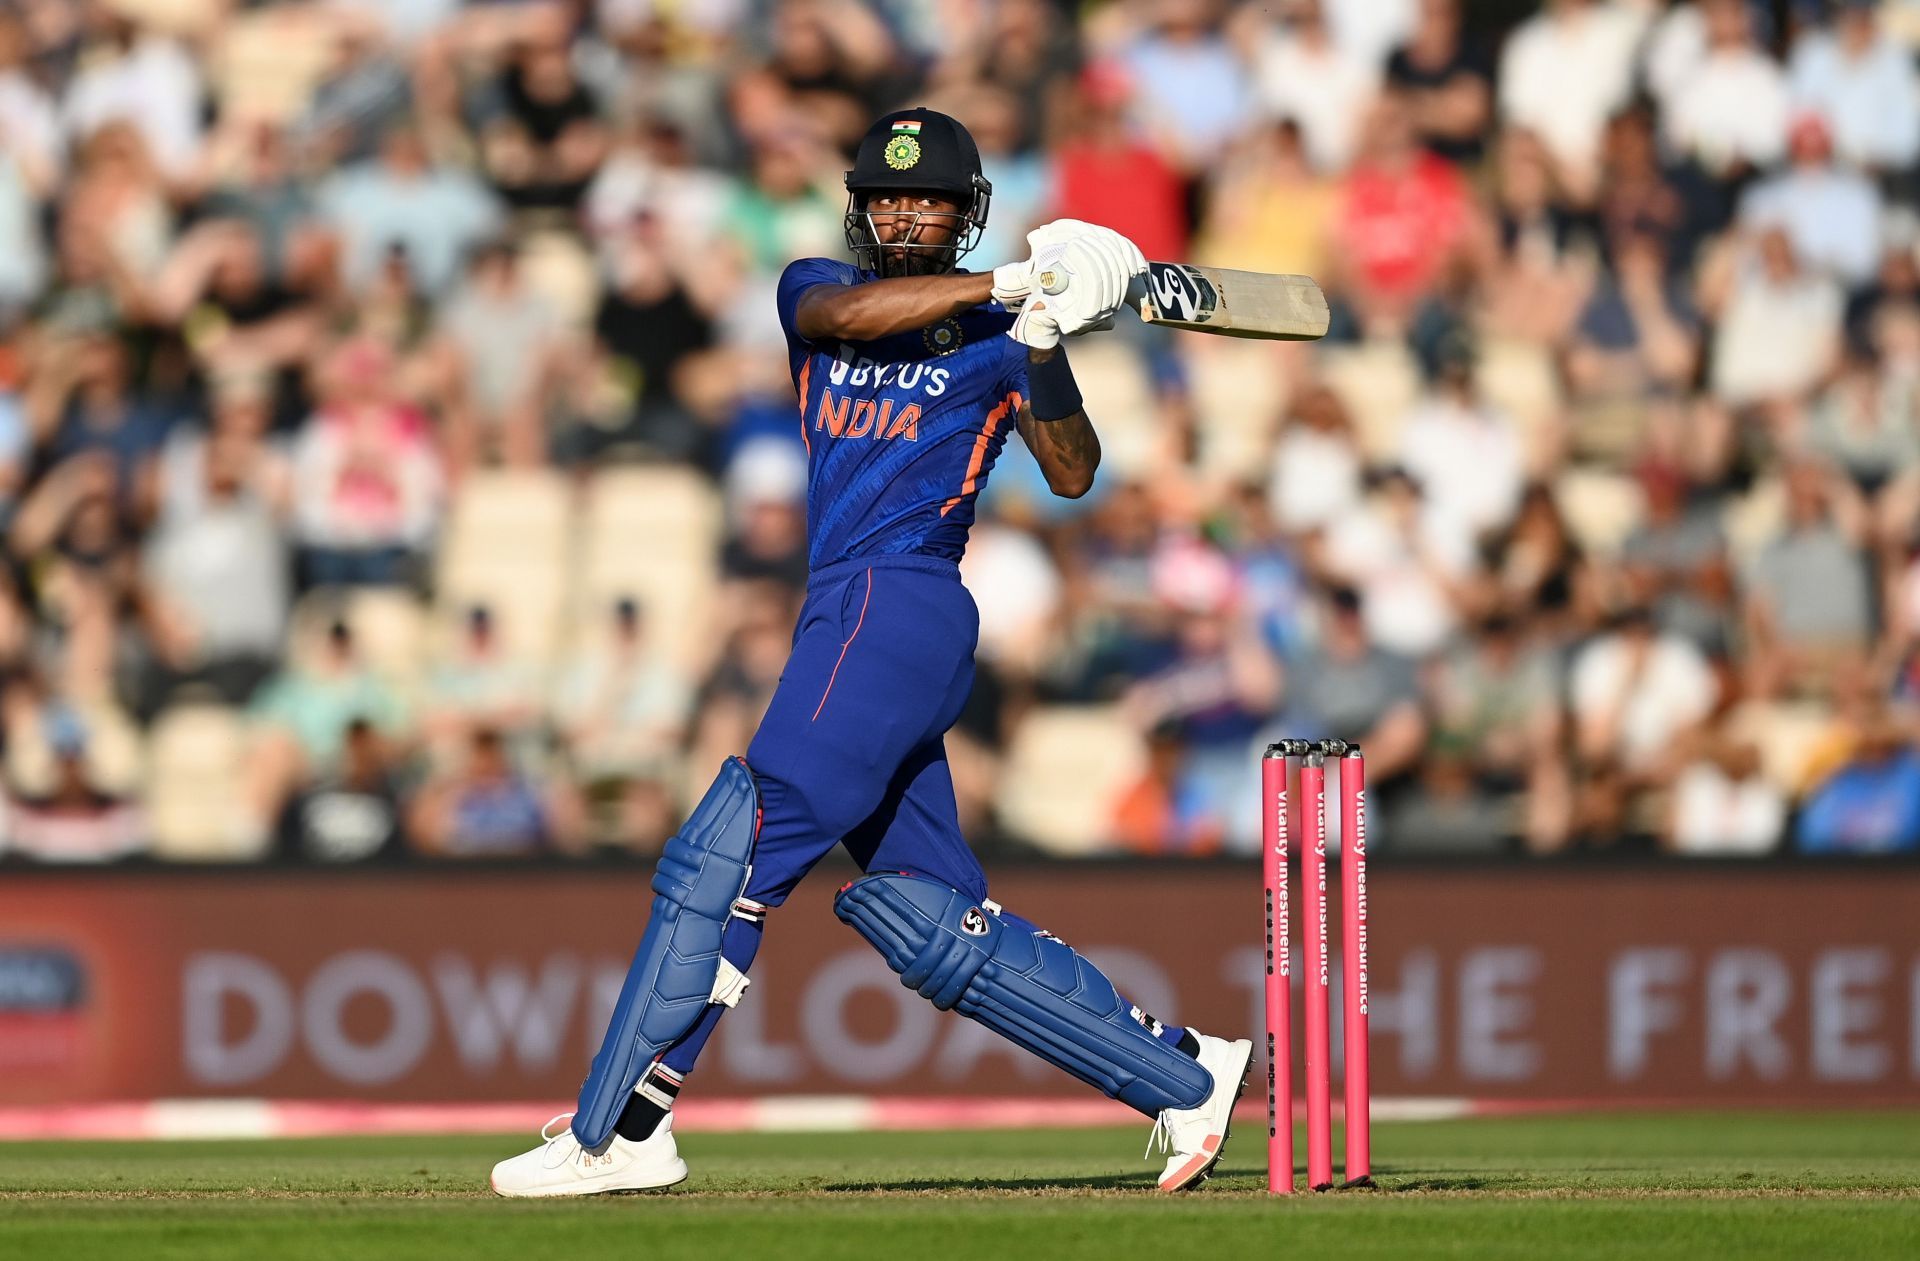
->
[422,603,542,771]
[1194,118,1335,283]
[1248,0,1379,175]
[1497,0,1643,198]
[476,25,609,212]
[1787,0,1920,175]
[1702,226,1844,408]
[1397,335,1526,553]
[1322,467,1474,658]
[720,130,843,279]
[1123,542,1280,844]
[299,21,414,168]
[1665,729,1785,855]
[1662,0,1790,180]
[1424,610,1570,851]
[246,618,408,842]
[1380,741,1514,855]
[277,717,408,863]
[1571,603,1718,780]
[721,437,809,593]
[1619,459,1736,654]
[1050,61,1189,264]
[139,373,291,712]
[1281,585,1426,784]
[1328,90,1474,335]
[4,703,143,862]
[1569,228,1702,405]
[8,452,142,703]
[1743,460,1876,698]
[578,212,720,465]
[1267,383,1363,537]
[552,597,690,851]
[688,584,797,781]
[965,86,1051,271]
[1641,0,1709,115]
[317,121,504,297]
[1109,721,1222,855]
[584,115,732,262]
[1796,707,1920,853]
[963,511,1064,681]
[0,12,63,194]
[436,237,563,468]
[1738,113,1883,290]
[26,330,169,498]
[290,337,443,587]
[1119,0,1251,172]
[1384,0,1494,166]
[1801,342,1920,499]
[410,725,586,857]
[60,8,203,186]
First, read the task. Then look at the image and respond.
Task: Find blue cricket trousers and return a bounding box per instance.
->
[659,554,991,1074]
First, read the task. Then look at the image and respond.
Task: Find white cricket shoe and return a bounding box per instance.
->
[490,1112,689,1197]
[1147,1033,1253,1192]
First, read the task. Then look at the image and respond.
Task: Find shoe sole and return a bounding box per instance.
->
[490,1161,690,1198]
[1159,1041,1254,1193]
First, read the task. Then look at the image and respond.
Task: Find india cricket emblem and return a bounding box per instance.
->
[884,120,923,169]
[923,317,963,355]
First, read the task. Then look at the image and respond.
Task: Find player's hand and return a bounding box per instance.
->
[994,220,1147,319]
[1008,291,1061,350]
[1028,236,1135,337]
[991,259,1037,309]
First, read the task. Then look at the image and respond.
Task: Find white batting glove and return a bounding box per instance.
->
[1022,236,1134,337]
[991,260,1036,309]
[993,220,1147,314]
[1008,293,1061,349]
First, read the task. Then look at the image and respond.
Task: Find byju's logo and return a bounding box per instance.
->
[0,946,89,1073]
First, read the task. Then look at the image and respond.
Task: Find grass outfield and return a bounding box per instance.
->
[2,1112,1917,1260]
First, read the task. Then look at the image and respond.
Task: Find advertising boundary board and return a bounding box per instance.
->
[2,861,1917,1109]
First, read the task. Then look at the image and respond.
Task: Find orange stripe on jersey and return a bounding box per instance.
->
[939,391,1023,518]
[796,359,813,455]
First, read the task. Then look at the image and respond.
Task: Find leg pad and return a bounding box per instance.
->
[834,872,1212,1115]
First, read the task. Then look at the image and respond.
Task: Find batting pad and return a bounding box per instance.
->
[834,873,1213,1116]
[573,757,760,1149]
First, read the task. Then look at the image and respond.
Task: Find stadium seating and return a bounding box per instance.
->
[147,706,257,861]
[993,705,1146,856]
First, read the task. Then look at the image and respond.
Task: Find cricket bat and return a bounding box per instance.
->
[1037,261,1330,341]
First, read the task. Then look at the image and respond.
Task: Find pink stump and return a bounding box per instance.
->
[1260,748,1293,1194]
[1300,756,1332,1190]
[1340,748,1371,1186]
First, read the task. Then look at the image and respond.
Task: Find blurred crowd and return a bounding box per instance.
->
[1,0,1918,867]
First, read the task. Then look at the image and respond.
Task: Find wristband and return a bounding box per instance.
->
[1027,345,1083,421]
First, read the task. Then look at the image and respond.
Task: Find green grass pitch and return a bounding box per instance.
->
[3,1112,1917,1260]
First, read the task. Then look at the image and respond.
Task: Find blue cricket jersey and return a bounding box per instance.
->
[775,257,1029,569]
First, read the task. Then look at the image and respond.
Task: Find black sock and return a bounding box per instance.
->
[613,1063,681,1141]
[1176,1030,1202,1059]
[614,1093,668,1142]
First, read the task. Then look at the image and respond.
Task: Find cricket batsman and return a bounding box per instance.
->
[491,108,1252,1197]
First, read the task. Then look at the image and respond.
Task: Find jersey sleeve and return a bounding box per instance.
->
[776,257,863,346]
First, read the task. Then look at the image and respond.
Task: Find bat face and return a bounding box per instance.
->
[1134,262,1330,341]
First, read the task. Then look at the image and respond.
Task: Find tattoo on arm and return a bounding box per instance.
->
[1018,407,1101,499]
